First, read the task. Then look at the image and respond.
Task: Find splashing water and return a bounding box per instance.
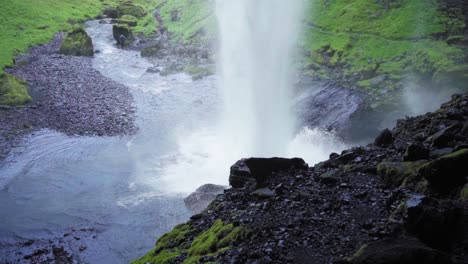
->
[155,0,348,194]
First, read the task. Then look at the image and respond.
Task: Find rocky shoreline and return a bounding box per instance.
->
[135,93,468,264]
[0,33,137,160]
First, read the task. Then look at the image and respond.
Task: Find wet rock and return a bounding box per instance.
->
[403,143,429,161]
[184,184,226,214]
[374,128,393,147]
[426,124,462,148]
[229,158,308,188]
[59,27,94,57]
[347,238,452,264]
[405,198,463,250]
[376,161,425,188]
[146,67,160,73]
[419,149,468,194]
[141,44,162,58]
[429,148,453,158]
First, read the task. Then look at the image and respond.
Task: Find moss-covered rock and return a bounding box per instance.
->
[419,149,468,194]
[59,27,94,57]
[184,64,214,80]
[117,1,146,18]
[112,24,133,44]
[115,15,138,27]
[0,73,31,106]
[376,161,426,188]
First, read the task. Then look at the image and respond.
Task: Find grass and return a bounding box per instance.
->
[0,0,121,74]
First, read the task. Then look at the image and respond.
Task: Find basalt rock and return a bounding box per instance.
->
[403,143,429,161]
[374,128,393,146]
[229,157,308,188]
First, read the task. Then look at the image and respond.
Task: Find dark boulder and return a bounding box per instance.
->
[184,184,226,214]
[419,148,468,194]
[374,128,393,147]
[347,238,452,264]
[404,198,464,250]
[103,7,119,18]
[426,124,463,148]
[59,27,94,57]
[403,143,429,161]
[229,158,308,188]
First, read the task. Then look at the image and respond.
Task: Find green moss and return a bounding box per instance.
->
[377,161,426,187]
[347,244,368,262]
[0,0,119,74]
[188,220,246,256]
[117,1,146,18]
[132,248,180,264]
[116,15,138,27]
[133,220,248,264]
[0,73,31,106]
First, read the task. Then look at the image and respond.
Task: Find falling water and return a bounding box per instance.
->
[216,0,304,157]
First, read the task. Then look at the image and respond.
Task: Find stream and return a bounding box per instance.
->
[0,20,354,263]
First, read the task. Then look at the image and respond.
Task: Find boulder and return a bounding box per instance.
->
[0,73,31,106]
[403,143,429,161]
[425,124,462,148]
[117,1,146,18]
[184,184,226,214]
[112,15,138,27]
[229,158,308,188]
[103,6,119,18]
[59,27,94,57]
[404,198,463,250]
[319,169,340,184]
[347,238,452,264]
[419,148,468,194]
[141,44,162,58]
[112,24,133,44]
[374,128,393,146]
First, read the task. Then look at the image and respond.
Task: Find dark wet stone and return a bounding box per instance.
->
[374,128,393,147]
[184,184,226,214]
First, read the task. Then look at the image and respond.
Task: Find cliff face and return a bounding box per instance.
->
[134,93,468,263]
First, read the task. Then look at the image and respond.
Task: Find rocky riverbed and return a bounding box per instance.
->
[0,33,137,160]
[136,93,468,264]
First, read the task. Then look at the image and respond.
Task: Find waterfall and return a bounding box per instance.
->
[216,0,304,157]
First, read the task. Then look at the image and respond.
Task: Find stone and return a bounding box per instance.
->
[319,169,340,184]
[251,188,275,198]
[0,73,31,106]
[115,15,138,27]
[376,161,425,188]
[59,27,94,57]
[404,199,463,250]
[374,128,393,146]
[403,143,429,161]
[184,184,226,214]
[229,158,308,188]
[419,149,468,194]
[103,7,119,18]
[347,238,452,264]
[429,148,453,158]
[426,124,462,148]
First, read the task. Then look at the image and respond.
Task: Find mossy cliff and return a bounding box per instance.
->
[303,0,468,103]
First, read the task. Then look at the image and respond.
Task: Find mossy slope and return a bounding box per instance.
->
[132,220,249,264]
